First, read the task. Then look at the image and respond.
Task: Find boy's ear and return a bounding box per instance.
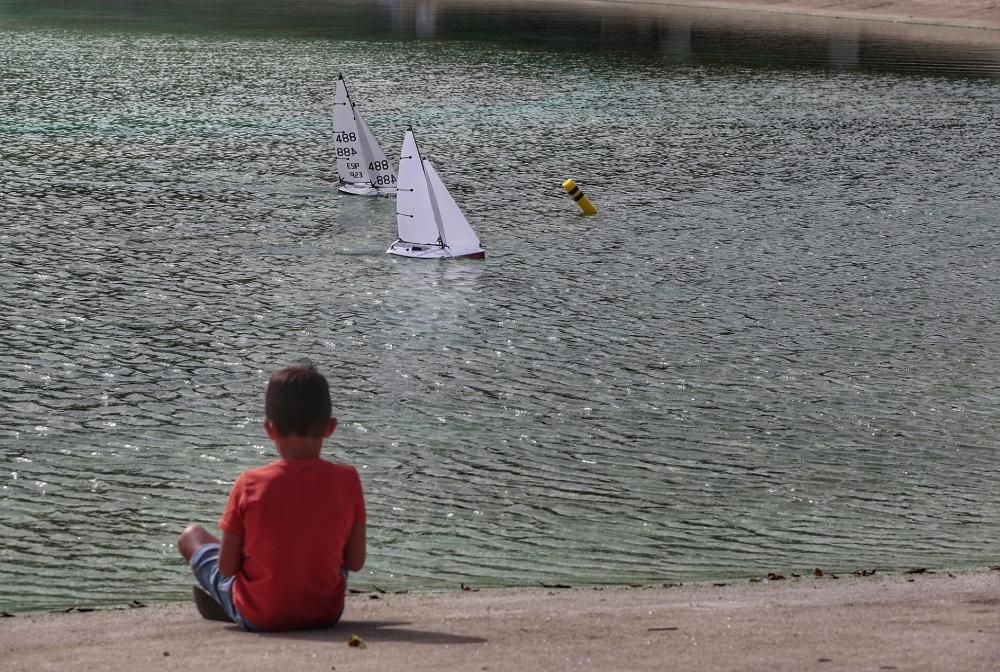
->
[263,419,280,440]
[325,417,338,437]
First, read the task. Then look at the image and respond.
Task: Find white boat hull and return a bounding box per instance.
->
[339,182,396,198]
[386,239,485,259]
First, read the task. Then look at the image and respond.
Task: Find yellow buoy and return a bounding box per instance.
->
[562,178,597,215]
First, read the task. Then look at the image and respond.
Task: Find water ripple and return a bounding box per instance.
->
[1,23,999,611]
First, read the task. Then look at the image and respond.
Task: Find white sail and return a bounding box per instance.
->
[388,127,485,259]
[395,129,440,244]
[357,113,396,191]
[332,77,371,187]
[424,160,481,250]
[332,75,395,196]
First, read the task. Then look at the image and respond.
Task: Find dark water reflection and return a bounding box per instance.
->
[2,0,999,77]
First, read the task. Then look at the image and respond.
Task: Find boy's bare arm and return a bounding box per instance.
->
[219,531,244,577]
[343,522,366,572]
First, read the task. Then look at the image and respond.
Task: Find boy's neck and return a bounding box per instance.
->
[274,436,324,461]
[263,418,336,461]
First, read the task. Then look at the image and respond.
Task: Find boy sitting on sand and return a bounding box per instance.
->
[178,364,366,631]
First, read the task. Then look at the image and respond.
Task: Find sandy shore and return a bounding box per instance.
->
[2,570,998,671]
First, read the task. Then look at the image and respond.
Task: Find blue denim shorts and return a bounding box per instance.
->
[189,543,257,631]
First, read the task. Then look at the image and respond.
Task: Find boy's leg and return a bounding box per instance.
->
[178,523,220,562]
[177,524,252,629]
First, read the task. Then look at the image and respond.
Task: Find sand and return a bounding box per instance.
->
[2,570,999,671]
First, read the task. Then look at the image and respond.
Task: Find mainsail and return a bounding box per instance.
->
[332,75,396,196]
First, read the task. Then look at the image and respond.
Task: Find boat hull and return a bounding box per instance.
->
[339,183,396,198]
[386,240,485,259]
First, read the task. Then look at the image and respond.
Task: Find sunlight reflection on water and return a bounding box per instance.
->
[1,2,999,611]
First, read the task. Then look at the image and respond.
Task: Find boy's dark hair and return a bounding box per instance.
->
[265,364,332,437]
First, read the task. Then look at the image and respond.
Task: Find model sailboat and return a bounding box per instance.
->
[387,128,485,259]
[332,74,396,197]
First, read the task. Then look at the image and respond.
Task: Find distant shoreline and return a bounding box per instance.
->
[619,0,1000,30]
[457,0,1000,32]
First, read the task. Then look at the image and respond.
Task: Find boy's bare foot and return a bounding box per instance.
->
[192,586,233,623]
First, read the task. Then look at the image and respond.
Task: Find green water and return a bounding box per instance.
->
[1,1,999,612]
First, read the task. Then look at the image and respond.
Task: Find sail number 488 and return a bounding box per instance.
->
[335,132,357,143]
[369,160,390,171]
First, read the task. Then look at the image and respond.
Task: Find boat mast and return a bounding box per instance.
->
[411,130,446,247]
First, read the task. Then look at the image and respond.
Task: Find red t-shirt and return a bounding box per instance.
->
[219,458,366,631]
